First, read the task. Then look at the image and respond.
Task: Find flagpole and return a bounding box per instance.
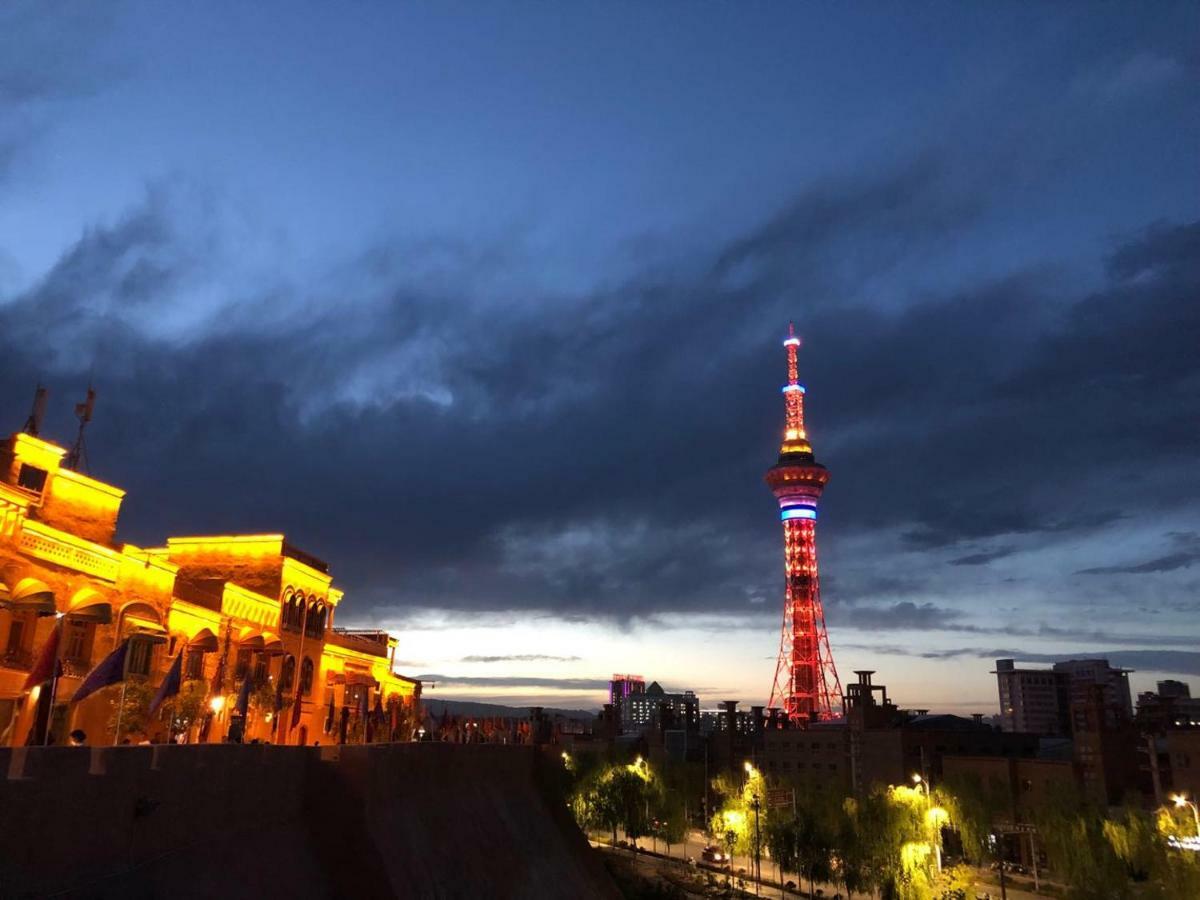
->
[113,680,128,746]
[289,599,309,746]
[42,616,65,746]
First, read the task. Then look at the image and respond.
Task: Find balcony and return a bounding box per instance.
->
[1,648,33,672]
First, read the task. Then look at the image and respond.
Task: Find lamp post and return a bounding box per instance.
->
[751,793,762,896]
[913,774,943,873]
[1173,793,1200,837]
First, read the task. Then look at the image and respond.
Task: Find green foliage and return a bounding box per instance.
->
[162,679,208,734]
[1026,784,1200,900]
[106,679,156,740]
[569,753,1199,900]
[706,764,767,857]
[571,758,658,845]
[939,771,1007,863]
[248,679,276,717]
[766,790,838,897]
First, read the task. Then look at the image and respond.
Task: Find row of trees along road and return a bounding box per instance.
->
[565,749,1200,900]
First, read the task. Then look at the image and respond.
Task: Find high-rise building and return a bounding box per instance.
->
[620,681,699,733]
[994,659,1071,735]
[766,325,841,723]
[1137,680,1200,730]
[1053,659,1133,720]
[994,657,1134,735]
[609,673,644,721]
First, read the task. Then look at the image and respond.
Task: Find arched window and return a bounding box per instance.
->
[282,592,305,632]
[280,655,296,691]
[305,601,326,638]
[253,652,268,685]
[300,657,314,696]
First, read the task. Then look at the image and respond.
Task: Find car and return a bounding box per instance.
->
[701,845,726,864]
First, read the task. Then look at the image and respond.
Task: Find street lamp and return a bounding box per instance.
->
[751,793,762,896]
[1173,794,1200,837]
[912,773,943,873]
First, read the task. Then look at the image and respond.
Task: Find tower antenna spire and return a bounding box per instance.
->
[23,385,48,436]
[64,384,96,473]
[766,325,842,724]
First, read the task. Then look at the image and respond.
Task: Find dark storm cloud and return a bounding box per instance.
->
[416,674,609,691]
[949,547,1018,566]
[1077,532,1200,575]
[461,655,581,664]
[837,602,961,630]
[856,646,1200,678]
[1,166,1197,624]
[0,4,119,183]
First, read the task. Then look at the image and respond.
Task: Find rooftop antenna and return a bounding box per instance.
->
[23,385,48,436]
[64,385,96,473]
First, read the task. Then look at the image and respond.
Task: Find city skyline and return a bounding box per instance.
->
[2,4,1198,714]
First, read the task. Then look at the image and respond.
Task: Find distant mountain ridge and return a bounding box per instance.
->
[422,698,598,721]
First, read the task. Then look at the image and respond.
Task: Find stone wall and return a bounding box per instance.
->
[0,743,618,899]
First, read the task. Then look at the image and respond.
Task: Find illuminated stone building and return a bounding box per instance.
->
[0,429,419,747]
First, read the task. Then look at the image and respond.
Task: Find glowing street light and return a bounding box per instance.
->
[1173,794,1200,837]
[209,696,226,714]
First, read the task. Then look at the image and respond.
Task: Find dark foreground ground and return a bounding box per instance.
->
[0,742,619,899]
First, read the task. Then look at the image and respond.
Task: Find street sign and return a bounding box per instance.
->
[994,821,1037,834]
[766,788,793,810]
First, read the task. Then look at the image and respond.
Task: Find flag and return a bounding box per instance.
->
[149,652,183,715]
[323,692,335,734]
[233,670,253,717]
[71,639,129,705]
[23,620,61,692]
[389,697,399,741]
[289,688,303,731]
[273,674,285,713]
[338,705,350,744]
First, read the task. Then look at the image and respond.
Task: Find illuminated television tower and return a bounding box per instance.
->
[766,324,843,723]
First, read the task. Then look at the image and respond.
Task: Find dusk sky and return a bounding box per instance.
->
[1,3,1197,713]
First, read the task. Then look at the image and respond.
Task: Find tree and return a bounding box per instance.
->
[106,680,155,741]
[572,765,623,845]
[162,679,207,739]
[652,785,688,854]
[1031,783,1131,899]
[571,759,655,848]
[707,763,767,858]
[940,771,1007,864]
[793,793,837,899]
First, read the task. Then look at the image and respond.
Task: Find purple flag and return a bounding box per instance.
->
[234,670,253,716]
[149,652,183,716]
[71,640,129,705]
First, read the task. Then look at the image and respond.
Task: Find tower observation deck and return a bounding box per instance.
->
[766,325,842,723]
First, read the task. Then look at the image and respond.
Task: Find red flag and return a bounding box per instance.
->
[289,689,303,731]
[23,621,61,692]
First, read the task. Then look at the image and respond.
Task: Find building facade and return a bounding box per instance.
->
[994,657,1133,736]
[0,430,418,748]
[620,681,698,733]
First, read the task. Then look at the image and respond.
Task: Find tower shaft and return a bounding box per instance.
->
[766,327,842,723]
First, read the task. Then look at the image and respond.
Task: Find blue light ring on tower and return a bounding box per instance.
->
[781,507,817,521]
[781,384,806,394]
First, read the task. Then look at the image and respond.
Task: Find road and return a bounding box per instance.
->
[599,828,1052,900]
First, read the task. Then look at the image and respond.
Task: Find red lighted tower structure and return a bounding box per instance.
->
[767,325,843,723]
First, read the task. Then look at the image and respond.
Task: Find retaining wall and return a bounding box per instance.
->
[0,743,618,899]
